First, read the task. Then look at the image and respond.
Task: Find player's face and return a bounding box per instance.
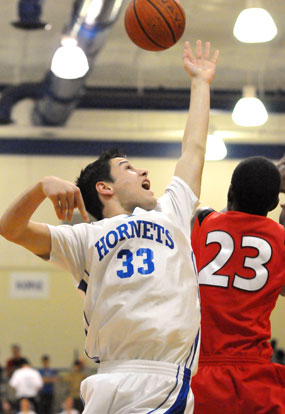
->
[110,157,157,213]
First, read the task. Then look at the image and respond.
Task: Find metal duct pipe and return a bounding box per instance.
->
[0,83,44,124]
[32,0,125,126]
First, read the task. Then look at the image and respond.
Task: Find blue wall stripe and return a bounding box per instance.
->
[0,138,284,159]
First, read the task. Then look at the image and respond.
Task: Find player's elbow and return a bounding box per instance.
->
[0,220,24,243]
[0,220,11,240]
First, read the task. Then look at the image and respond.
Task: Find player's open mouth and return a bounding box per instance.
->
[142,180,150,190]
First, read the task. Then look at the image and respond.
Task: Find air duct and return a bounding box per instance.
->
[0,83,44,124]
[32,0,125,126]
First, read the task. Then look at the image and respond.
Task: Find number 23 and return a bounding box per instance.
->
[199,231,272,292]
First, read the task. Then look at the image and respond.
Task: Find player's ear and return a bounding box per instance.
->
[268,195,279,212]
[96,181,114,196]
[227,184,234,206]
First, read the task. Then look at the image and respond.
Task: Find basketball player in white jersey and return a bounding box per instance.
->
[0,40,219,414]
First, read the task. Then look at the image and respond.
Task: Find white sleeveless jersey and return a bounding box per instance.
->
[47,176,200,372]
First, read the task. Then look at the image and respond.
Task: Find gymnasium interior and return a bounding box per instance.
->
[0,0,284,412]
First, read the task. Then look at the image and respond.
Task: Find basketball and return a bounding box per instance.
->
[124,0,186,51]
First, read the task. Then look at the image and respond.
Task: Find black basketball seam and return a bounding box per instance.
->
[146,0,176,43]
[169,0,185,27]
[133,0,165,49]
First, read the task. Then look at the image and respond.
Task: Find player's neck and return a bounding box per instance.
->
[103,199,132,218]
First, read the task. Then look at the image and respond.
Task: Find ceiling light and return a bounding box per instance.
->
[233,4,277,43]
[232,85,268,127]
[205,134,227,161]
[51,39,89,80]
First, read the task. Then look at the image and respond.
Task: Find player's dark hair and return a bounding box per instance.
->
[229,156,280,216]
[76,148,126,221]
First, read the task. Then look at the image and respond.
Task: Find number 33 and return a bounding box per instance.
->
[117,248,155,278]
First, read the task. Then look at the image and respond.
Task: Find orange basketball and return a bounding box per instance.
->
[124,0,186,51]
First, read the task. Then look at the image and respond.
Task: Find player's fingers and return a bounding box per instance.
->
[203,41,210,60]
[211,49,220,64]
[75,189,89,222]
[196,39,202,60]
[59,194,68,220]
[66,192,75,221]
[184,41,194,62]
[50,196,63,220]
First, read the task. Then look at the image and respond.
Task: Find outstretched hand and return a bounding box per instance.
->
[183,40,219,84]
[41,176,89,222]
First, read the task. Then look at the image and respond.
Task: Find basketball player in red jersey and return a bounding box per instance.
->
[191,156,285,414]
[277,155,285,227]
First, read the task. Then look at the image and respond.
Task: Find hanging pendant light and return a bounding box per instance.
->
[51,37,89,80]
[233,0,277,43]
[205,134,227,161]
[232,85,268,127]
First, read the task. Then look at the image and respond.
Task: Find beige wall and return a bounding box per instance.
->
[0,154,284,368]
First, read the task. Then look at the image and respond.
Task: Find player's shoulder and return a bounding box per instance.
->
[196,207,216,225]
[191,206,216,230]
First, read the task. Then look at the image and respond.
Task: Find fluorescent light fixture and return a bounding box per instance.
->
[232,85,268,127]
[51,38,89,79]
[205,134,227,161]
[233,7,277,43]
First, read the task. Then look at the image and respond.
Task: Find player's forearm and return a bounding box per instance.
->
[0,180,46,241]
[182,78,210,156]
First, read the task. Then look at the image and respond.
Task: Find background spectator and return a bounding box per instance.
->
[9,358,43,412]
[17,398,36,414]
[5,346,24,379]
[58,396,79,414]
[60,360,86,413]
[1,399,15,414]
[277,155,285,227]
[38,355,57,414]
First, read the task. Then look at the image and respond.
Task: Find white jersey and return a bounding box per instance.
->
[9,367,43,398]
[47,176,200,372]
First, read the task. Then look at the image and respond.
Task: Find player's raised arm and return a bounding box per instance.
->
[174,40,219,198]
[0,176,89,259]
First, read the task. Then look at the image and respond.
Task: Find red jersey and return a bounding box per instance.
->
[191,210,285,361]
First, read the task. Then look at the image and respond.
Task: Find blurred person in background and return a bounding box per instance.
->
[5,346,24,379]
[17,398,36,414]
[9,359,43,412]
[60,360,87,414]
[1,399,15,414]
[38,355,57,414]
[58,396,79,414]
[277,155,285,226]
